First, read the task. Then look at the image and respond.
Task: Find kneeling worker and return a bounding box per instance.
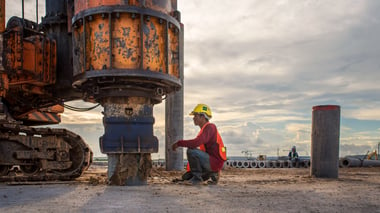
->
[172,104,227,185]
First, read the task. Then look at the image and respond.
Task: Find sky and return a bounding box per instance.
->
[6,0,380,159]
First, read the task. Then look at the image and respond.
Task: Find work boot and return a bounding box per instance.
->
[186,176,203,185]
[182,171,193,180]
[208,171,220,185]
[201,173,211,181]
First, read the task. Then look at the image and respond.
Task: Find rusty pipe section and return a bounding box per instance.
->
[71,0,182,185]
[74,0,178,15]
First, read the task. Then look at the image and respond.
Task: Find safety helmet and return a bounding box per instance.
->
[189,104,212,119]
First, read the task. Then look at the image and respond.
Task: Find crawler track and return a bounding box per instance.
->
[0,123,92,182]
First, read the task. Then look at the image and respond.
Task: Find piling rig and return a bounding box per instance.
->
[0,0,183,185]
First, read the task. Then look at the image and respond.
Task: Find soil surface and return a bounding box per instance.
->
[1,165,379,213]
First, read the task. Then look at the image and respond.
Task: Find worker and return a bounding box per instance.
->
[288,146,299,162]
[172,104,227,185]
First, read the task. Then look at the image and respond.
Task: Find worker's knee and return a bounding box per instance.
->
[187,148,198,157]
[187,148,193,155]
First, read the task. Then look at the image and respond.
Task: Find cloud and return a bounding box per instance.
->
[5,1,44,22]
[179,0,380,158]
[345,108,380,120]
[340,143,374,156]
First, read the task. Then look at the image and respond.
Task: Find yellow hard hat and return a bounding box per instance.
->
[189,104,212,118]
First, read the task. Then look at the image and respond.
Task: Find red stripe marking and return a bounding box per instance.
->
[312,105,340,111]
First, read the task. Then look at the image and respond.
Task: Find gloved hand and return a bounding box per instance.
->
[172,142,179,151]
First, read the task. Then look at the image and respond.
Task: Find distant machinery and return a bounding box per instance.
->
[241,150,254,160]
[366,150,378,160]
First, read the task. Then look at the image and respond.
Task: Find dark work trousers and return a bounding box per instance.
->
[187,148,212,180]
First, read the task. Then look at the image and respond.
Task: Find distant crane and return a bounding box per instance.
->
[241,150,254,160]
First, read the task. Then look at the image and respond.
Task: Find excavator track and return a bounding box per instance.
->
[0,123,92,182]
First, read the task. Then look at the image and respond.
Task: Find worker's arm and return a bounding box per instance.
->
[175,124,216,149]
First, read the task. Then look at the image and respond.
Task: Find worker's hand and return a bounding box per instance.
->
[172,142,179,151]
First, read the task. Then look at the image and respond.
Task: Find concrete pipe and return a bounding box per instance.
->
[223,161,229,168]
[298,161,305,168]
[232,161,238,168]
[159,161,165,168]
[340,157,362,168]
[250,161,258,168]
[303,160,310,168]
[274,161,283,168]
[237,161,244,168]
[271,161,276,168]
[152,161,158,168]
[266,161,275,168]
[225,160,231,167]
[288,160,294,168]
[242,161,250,168]
[258,161,266,168]
[341,157,380,167]
[339,158,344,168]
[362,160,380,167]
[283,160,290,168]
[291,161,298,168]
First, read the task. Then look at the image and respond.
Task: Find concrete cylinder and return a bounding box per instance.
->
[165,24,184,171]
[311,105,340,178]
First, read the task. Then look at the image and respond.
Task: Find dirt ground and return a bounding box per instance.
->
[1,165,379,213]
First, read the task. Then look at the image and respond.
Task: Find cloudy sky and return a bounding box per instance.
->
[7,0,380,158]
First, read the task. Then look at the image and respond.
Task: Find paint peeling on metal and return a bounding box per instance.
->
[168,26,179,78]
[102,97,152,117]
[73,5,181,78]
[143,17,165,72]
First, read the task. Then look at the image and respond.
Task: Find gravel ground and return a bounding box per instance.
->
[1,166,379,213]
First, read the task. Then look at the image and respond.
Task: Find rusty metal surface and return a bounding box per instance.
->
[0,0,4,33]
[168,23,179,77]
[0,124,93,182]
[85,13,110,71]
[20,105,64,125]
[3,17,57,86]
[72,2,182,101]
[142,16,166,73]
[0,16,70,125]
[72,9,180,77]
[112,13,141,69]
[74,0,177,15]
